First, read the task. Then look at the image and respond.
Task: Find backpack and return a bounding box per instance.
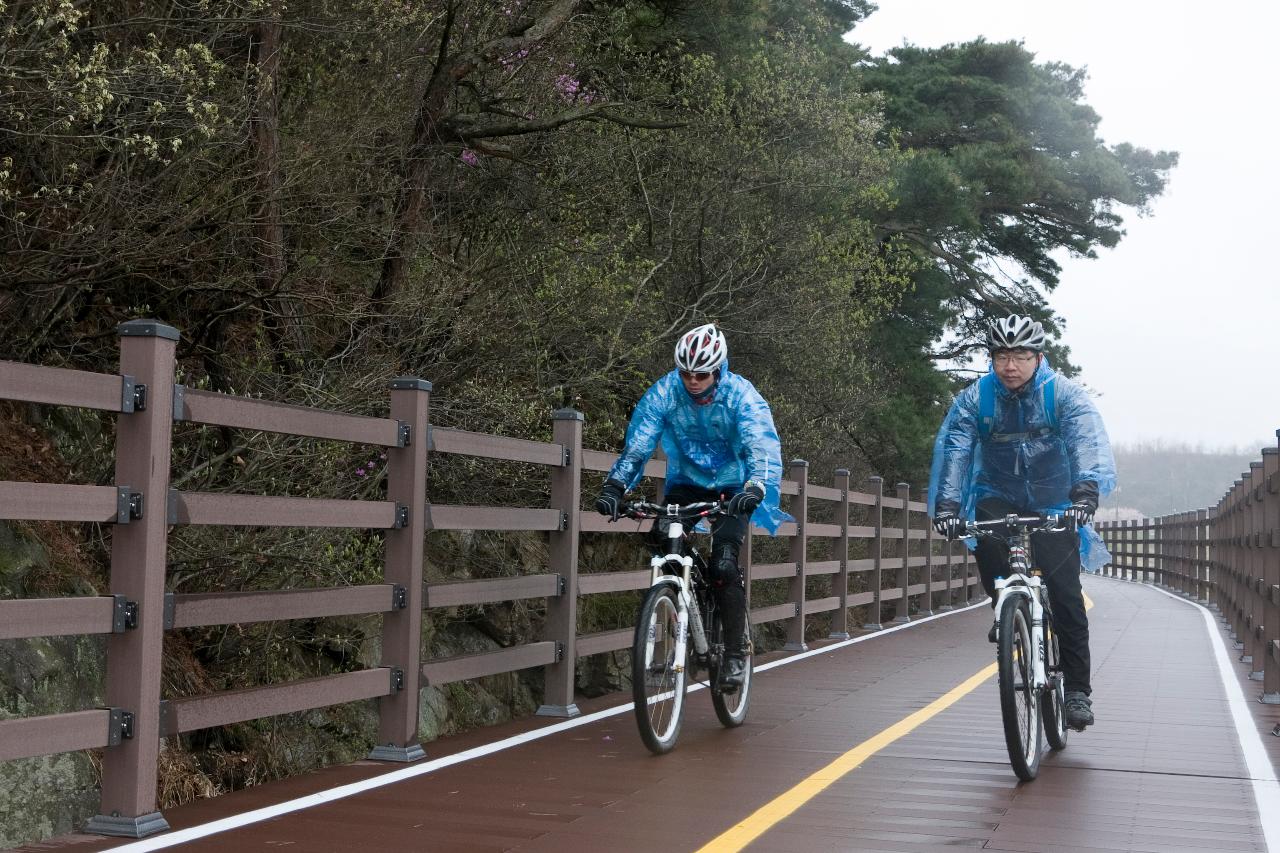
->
[976,372,1058,443]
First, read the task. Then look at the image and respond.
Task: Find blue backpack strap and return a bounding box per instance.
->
[1042,375,1057,432]
[977,373,996,440]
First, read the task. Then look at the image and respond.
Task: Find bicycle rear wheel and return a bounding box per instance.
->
[710,610,752,728]
[1040,604,1069,751]
[632,585,687,754]
[998,594,1041,780]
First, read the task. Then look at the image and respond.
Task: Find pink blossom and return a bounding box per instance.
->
[461,149,479,166]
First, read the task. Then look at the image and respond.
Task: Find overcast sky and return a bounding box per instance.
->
[848,1,1280,453]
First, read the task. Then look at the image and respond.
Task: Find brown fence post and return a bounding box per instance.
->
[1247,461,1265,680]
[87,321,179,838]
[941,536,955,610]
[785,460,809,651]
[863,476,884,630]
[1262,439,1279,704]
[1196,509,1210,604]
[922,503,936,616]
[830,468,851,639]
[537,409,582,717]
[890,483,911,624]
[369,378,431,762]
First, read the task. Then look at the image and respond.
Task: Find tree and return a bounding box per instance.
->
[856,38,1179,360]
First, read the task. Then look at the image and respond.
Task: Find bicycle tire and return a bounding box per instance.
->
[1040,602,1069,751]
[632,584,687,754]
[710,610,752,728]
[998,594,1041,780]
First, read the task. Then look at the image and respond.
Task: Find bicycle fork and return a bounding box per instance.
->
[993,572,1048,691]
[645,525,710,674]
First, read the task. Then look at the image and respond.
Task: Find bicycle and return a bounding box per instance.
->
[621,499,753,755]
[966,514,1073,781]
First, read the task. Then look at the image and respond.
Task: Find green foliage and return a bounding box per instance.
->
[0,2,1178,830]
[857,38,1178,358]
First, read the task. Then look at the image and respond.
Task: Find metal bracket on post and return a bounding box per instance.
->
[396,421,412,448]
[557,574,566,595]
[163,592,175,630]
[120,376,148,412]
[391,584,407,610]
[560,511,568,532]
[120,376,137,413]
[106,708,135,746]
[555,642,565,662]
[111,596,139,632]
[392,503,409,529]
[562,446,572,467]
[116,487,144,523]
[171,384,186,421]
[389,667,405,692]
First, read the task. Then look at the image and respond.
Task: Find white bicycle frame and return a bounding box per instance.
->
[644,520,710,677]
[991,544,1049,692]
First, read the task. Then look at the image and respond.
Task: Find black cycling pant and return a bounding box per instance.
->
[974,497,1091,695]
[647,483,748,657]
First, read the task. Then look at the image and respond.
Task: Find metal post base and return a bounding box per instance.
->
[1240,654,1253,664]
[1259,692,1280,705]
[917,610,935,617]
[890,616,911,625]
[783,642,809,651]
[85,812,170,839]
[862,622,883,631]
[937,604,954,612]
[368,743,426,762]
[1249,670,1264,681]
[828,632,852,640]
[536,703,581,718]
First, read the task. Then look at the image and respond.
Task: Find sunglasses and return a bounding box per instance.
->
[679,370,714,381]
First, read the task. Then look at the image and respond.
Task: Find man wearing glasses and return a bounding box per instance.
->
[927,315,1116,730]
[594,323,790,688]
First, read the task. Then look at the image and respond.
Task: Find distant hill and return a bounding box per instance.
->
[1102,441,1267,517]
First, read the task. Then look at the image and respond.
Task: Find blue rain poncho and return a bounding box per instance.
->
[926,358,1117,572]
[606,365,792,534]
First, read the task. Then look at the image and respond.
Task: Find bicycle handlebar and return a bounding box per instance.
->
[965,513,1072,537]
[620,500,728,521]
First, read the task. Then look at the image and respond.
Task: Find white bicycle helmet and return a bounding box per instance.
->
[988,315,1046,351]
[674,323,727,373]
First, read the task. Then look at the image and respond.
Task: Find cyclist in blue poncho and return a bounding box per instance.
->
[595,323,791,688]
[928,315,1116,730]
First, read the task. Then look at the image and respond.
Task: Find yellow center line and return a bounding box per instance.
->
[695,662,998,853]
[699,588,1096,852]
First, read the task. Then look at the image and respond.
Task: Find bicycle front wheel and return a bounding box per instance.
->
[997,595,1041,780]
[632,585,688,754]
[1040,609,1069,751]
[710,611,752,728]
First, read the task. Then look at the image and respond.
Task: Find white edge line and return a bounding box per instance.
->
[1143,582,1280,853]
[107,598,991,852]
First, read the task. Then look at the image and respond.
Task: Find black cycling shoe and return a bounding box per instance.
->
[1065,691,1094,730]
[721,656,746,690]
[987,623,998,643]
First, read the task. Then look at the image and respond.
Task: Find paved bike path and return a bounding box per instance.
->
[24,577,1278,853]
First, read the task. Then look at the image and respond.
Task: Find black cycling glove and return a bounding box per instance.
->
[726,481,765,517]
[594,478,626,521]
[932,500,965,539]
[1064,481,1099,528]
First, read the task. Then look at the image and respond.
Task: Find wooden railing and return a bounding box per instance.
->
[1096,429,1280,710]
[0,320,978,837]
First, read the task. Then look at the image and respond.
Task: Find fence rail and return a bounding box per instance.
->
[1096,429,1280,710]
[0,319,977,838]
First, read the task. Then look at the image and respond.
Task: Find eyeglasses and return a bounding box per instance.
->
[992,352,1038,366]
[679,370,713,381]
